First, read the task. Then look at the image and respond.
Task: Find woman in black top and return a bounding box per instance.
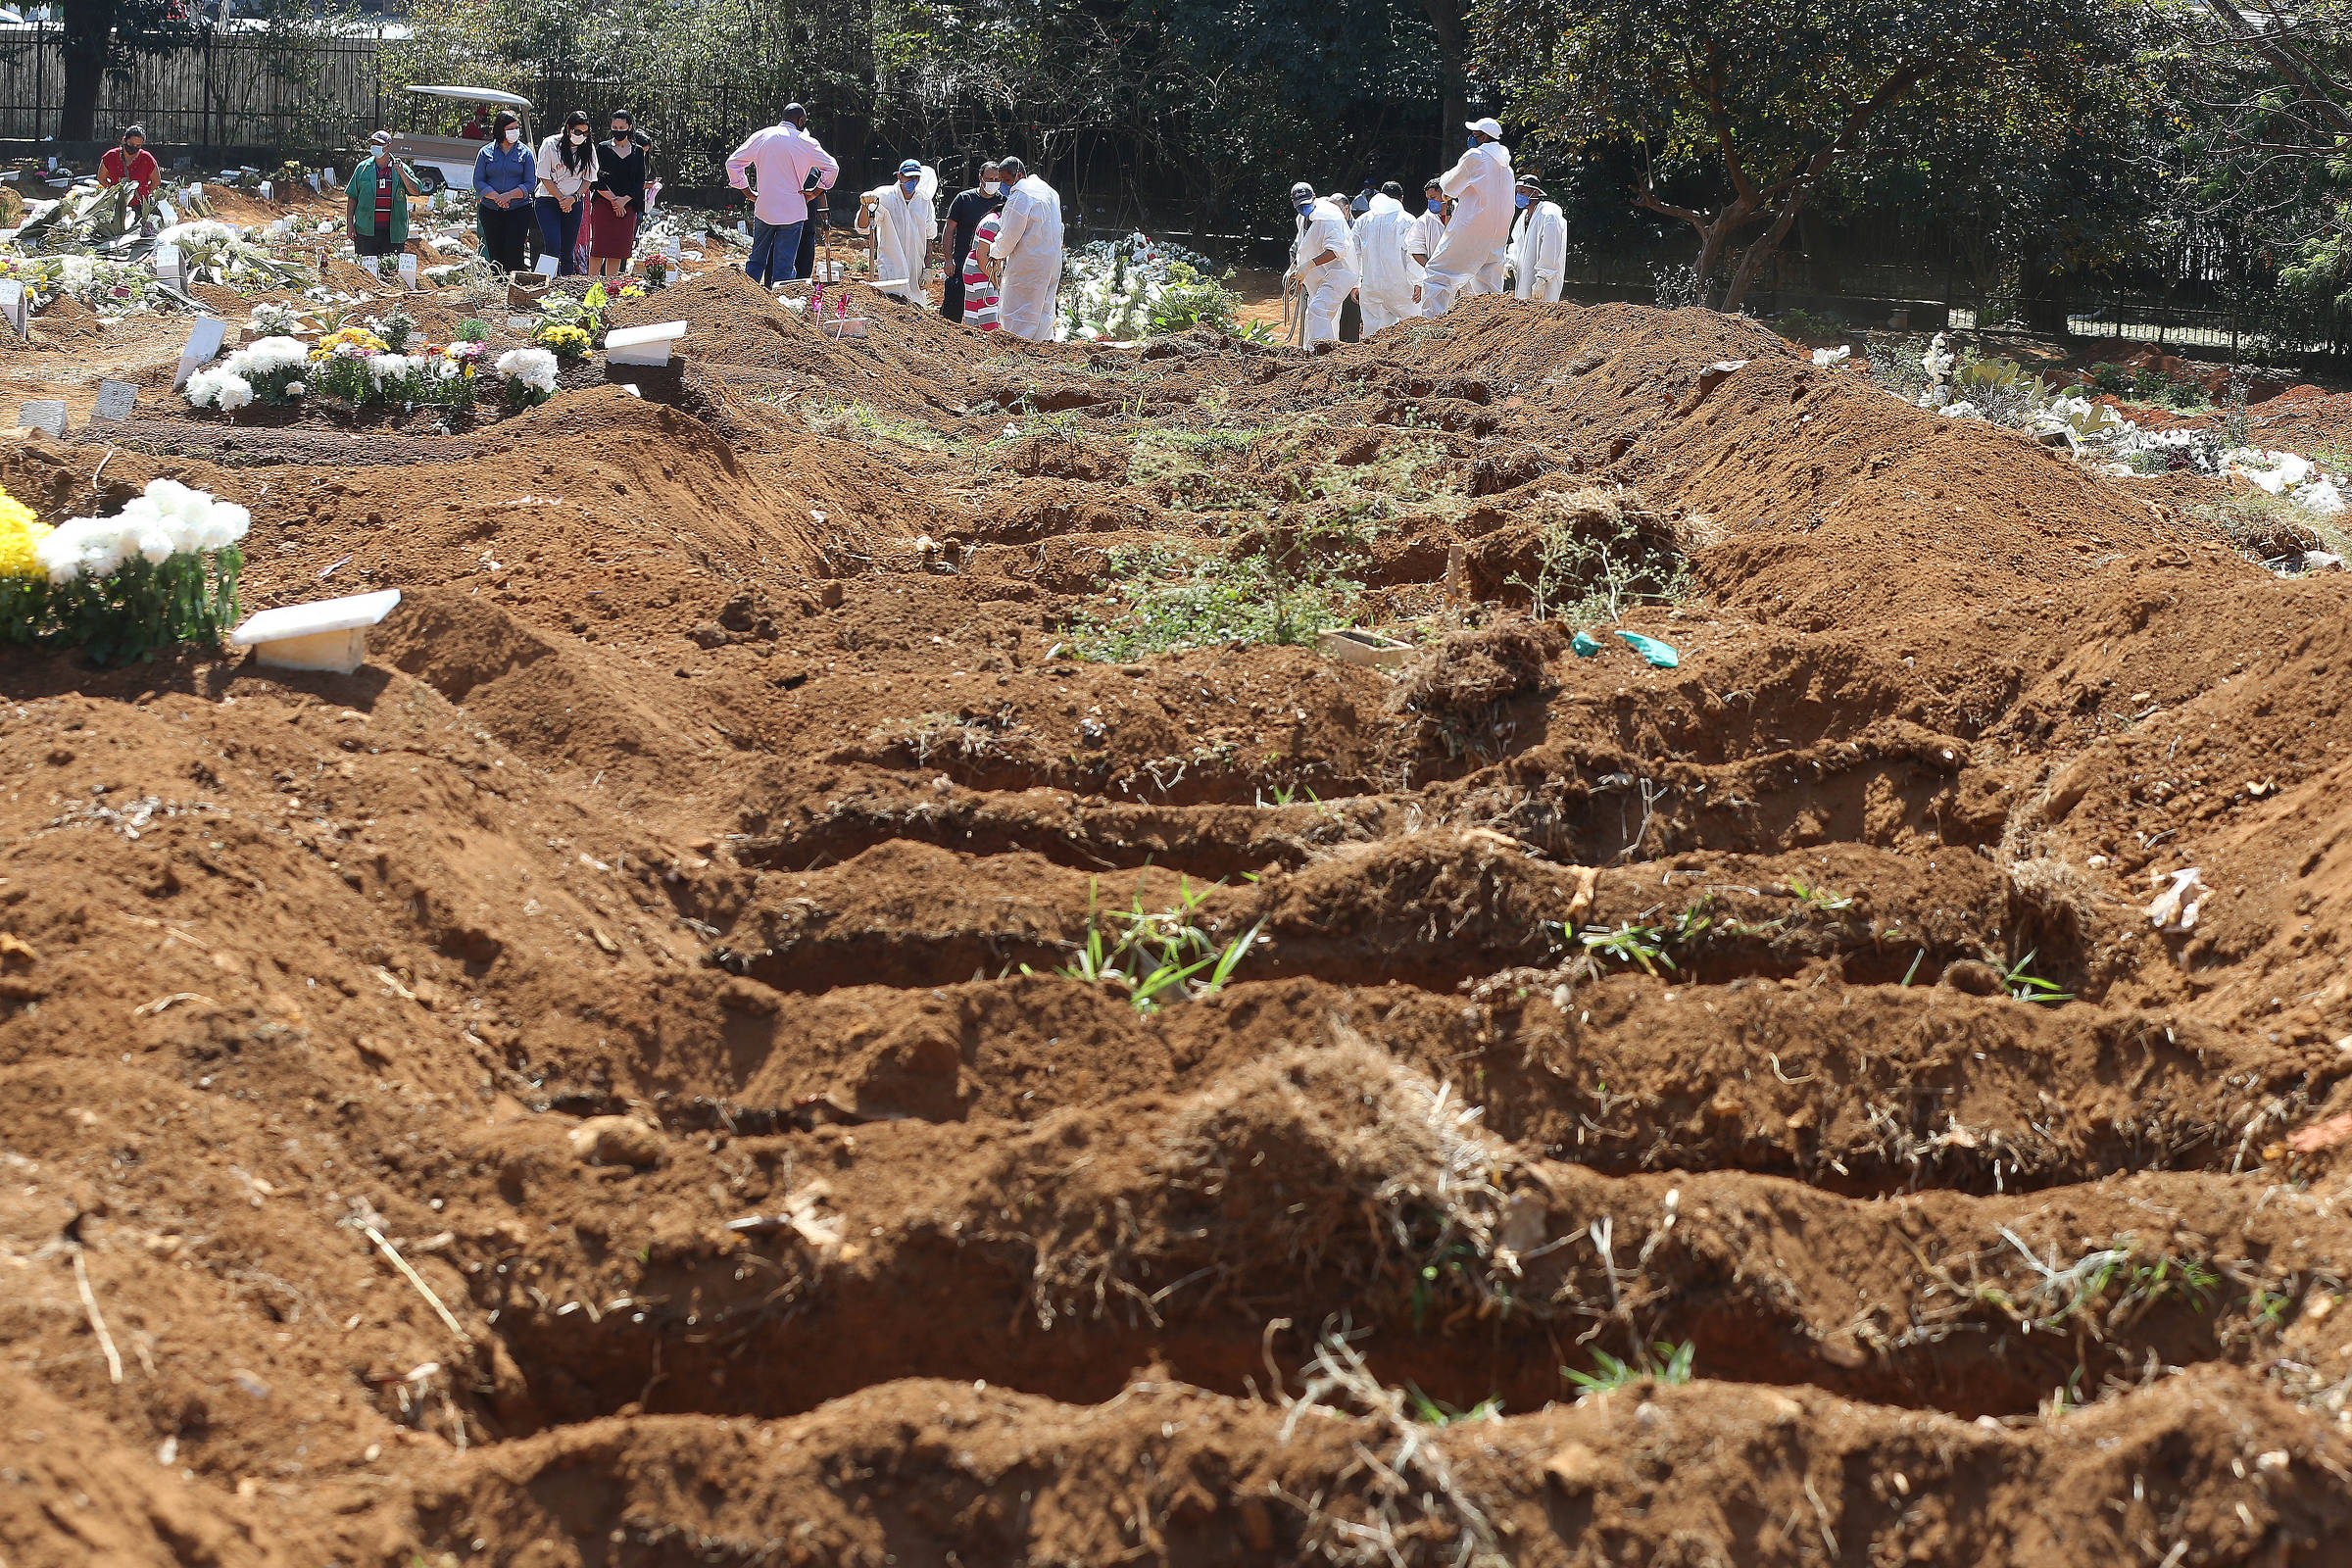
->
[588,110,650,278]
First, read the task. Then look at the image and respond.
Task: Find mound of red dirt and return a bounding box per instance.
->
[4,289,2352,1568]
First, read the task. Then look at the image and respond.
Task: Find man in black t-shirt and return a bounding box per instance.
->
[939,160,1006,322]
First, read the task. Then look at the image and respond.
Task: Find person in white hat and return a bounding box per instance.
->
[857,157,939,305]
[1507,175,1568,303]
[1284,180,1359,347]
[1421,116,1513,318]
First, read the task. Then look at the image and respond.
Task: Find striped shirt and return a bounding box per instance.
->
[960,212,1004,332]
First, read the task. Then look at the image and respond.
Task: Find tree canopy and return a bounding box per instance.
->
[1473,0,2157,308]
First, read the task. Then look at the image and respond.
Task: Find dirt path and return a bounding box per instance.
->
[3,270,2351,1568]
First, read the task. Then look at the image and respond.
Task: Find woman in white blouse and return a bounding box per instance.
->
[533,109,599,275]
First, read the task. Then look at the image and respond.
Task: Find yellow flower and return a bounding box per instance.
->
[534,322,591,356]
[312,325,389,361]
[0,489,51,581]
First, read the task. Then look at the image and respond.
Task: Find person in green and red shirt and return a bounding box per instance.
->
[98,125,159,201]
[345,130,421,263]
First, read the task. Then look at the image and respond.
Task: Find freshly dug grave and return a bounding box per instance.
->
[5,289,2352,1568]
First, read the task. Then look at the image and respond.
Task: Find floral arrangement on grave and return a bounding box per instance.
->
[27,479,247,663]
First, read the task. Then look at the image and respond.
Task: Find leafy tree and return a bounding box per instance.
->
[1474,0,2154,309]
[59,0,198,142]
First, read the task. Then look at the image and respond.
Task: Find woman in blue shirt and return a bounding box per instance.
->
[473,111,536,273]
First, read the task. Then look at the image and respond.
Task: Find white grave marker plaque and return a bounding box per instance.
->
[259,179,273,203]
[605,319,686,367]
[0,278,24,336]
[152,242,181,288]
[172,316,227,391]
[398,252,418,289]
[93,380,136,421]
[533,253,561,278]
[230,588,402,674]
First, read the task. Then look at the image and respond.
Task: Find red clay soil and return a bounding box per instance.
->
[4,286,2352,1567]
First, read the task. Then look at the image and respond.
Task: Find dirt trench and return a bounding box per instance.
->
[4,279,2352,1567]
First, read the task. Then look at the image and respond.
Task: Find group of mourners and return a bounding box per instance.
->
[294,97,1564,347]
[722,105,1067,343]
[1287,117,1567,346]
[466,108,656,277]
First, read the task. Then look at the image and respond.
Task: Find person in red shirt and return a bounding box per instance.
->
[98,125,159,201]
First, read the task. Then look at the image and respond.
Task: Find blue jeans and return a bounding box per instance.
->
[533,195,584,275]
[747,218,805,285]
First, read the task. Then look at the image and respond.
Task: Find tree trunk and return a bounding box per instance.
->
[59,0,115,143]
[1418,0,1468,172]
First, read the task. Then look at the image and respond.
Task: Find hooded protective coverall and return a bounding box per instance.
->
[1351,194,1421,336]
[859,166,939,306]
[992,173,1065,342]
[1509,198,1568,302]
[1421,139,1513,318]
[1291,195,1359,346]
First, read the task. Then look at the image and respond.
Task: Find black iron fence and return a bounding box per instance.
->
[0,21,385,148]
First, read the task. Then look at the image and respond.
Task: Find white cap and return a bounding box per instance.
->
[1466,117,1503,139]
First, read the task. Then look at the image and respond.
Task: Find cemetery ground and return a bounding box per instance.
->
[10,212,2352,1566]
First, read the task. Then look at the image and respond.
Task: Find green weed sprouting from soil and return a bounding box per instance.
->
[1032,876,1264,1012]
[1997,949,2073,1005]
[1563,1341,1696,1394]
[1066,541,1359,660]
[1404,1385,1503,1425]
[1510,488,1694,626]
[794,398,967,452]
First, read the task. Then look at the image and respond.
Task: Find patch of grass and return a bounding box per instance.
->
[2187,489,2351,567]
[1066,541,1358,661]
[797,398,964,452]
[1576,919,1675,976]
[1404,1385,1503,1425]
[1998,949,2073,1005]
[1030,876,1264,1012]
[1563,1340,1695,1394]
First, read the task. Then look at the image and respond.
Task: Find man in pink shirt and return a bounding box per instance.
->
[725,104,840,285]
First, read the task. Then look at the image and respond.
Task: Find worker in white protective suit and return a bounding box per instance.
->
[1421,117,1513,318]
[1507,175,1568,303]
[989,155,1064,342]
[1352,180,1422,336]
[856,158,939,306]
[1287,180,1358,348]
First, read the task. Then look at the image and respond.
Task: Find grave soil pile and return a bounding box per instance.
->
[6,286,2352,1567]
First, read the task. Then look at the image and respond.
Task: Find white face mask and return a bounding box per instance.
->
[503,127,519,144]
[982,179,1000,196]
[568,130,587,144]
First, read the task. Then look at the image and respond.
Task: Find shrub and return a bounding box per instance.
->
[30,479,247,664]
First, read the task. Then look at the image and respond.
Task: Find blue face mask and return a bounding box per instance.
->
[1296,200,1313,216]
[1467,133,1479,150]
[901,178,918,193]
[1515,193,1531,210]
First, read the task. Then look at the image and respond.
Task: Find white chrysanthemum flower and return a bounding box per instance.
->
[212,373,254,412]
[496,347,560,393]
[196,502,251,550]
[285,381,305,396]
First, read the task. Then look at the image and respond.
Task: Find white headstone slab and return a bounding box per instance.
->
[187,182,203,200]
[307,172,319,193]
[398,252,418,289]
[533,253,561,278]
[0,278,24,336]
[605,319,686,367]
[173,316,227,390]
[20,399,66,437]
[662,237,680,261]
[736,221,749,238]
[688,228,706,246]
[324,167,336,185]
[156,198,176,226]
[152,241,181,287]
[230,588,402,674]
[46,156,57,171]
[93,379,136,421]
[259,179,273,203]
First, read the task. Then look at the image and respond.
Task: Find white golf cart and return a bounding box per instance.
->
[386,85,533,194]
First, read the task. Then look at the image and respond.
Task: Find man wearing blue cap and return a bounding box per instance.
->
[857,158,940,306]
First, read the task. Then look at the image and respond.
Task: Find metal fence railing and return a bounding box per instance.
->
[0,22,386,148]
